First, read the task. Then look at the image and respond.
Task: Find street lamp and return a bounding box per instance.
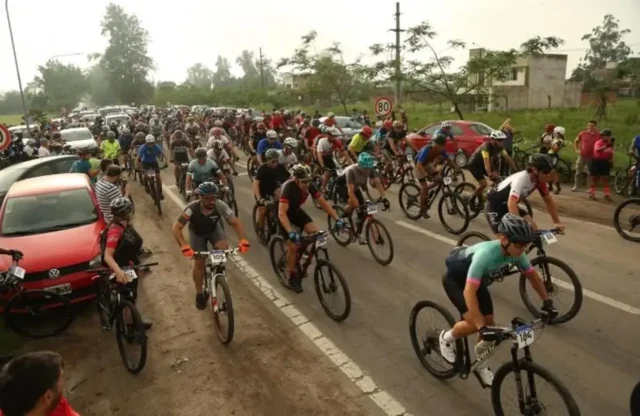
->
[48,52,85,61]
[5,0,30,135]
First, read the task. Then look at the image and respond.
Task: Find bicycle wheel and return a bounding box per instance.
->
[115,300,147,374]
[213,275,234,345]
[365,218,394,265]
[491,360,581,416]
[4,289,74,338]
[408,300,460,380]
[438,192,470,234]
[454,182,482,219]
[327,205,352,246]
[442,165,466,183]
[613,198,640,242]
[253,204,270,245]
[519,256,583,324]
[268,235,289,288]
[399,182,422,220]
[455,231,490,247]
[313,259,351,322]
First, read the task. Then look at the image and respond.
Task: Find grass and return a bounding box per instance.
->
[0,114,25,125]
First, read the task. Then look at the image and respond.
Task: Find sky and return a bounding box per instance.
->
[1,0,639,93]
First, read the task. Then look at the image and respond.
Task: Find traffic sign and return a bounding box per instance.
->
[374,97,393,117]
[0,124,11,152]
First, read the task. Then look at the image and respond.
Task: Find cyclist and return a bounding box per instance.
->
[414,133,459,219]
[485,153,564,234]
[347,126,376,161]
[382,120,414,172]
[131,132,146,174]
[279,137,299,167]
[316,126,353,193]
[256,129,283,164]
[117,128,134,168]
[439,213,558,386]
[278,164,344,293]
[467,130,517,202]
[185,148,226,197]
[433,121,458,147]
[253,149,291,231]
[207,139,238,176]
[169,129,193,185]
[101,131,121,164]
[137,135,166,200]
[150,118,163,141]
[184,116,200,139]
[172,182,250,310]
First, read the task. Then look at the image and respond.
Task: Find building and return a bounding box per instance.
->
[282,73,311,90]
[466,49,582,111]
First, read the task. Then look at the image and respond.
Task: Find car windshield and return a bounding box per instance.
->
[60,129,93,142]
[470,123,494,135]
[1,189,98,236]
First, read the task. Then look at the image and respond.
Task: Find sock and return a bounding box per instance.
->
[443,329,455,342]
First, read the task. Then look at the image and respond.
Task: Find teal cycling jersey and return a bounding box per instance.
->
[445,240,533,286]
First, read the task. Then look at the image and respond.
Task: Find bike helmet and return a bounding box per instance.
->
[106,131,116,139]
[361,126,373,138]
[441,121,452,128]
[110,197,134,218]
[392,120,403,129]
[101,126,109,132]
[145,134,155,143]
[327,112,335,118]
[257,122,266,130]
[383,120,393,130]
[136,132,145,139]
[211,127,222,137]
[265,148,280,161]
[357,152,375,169]
[489,130,507,140]
[553,126,565,136]
[600,128,612,137]
[283,137,298,148]
[195,147,207,159]
[215,120,223,127]
[375,121,383,128]
[197,181,219,197]
[211,139,224,150]
[497,213,535,243]
[26,139,36,146]
[432,133,447,145]
[311,119,321,128]
[291,164,312,180]
[266,129,278,139]
[327,127,342,136]
[528,153,553,172]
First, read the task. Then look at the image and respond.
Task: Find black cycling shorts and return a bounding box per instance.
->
[173,152,190,164]
[279,209,313,238]
[484,199,530,234]
[469,163,488,181]
[321,155,337,171]
[141,161,160,172]
[442,272,493,317]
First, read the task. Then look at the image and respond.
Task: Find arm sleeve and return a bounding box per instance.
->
[177,204,194,225]
[466,254,486,286]
[515,253,533,274]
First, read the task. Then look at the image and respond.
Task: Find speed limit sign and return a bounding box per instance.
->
[0,124,11,152]
[374,97,393,117]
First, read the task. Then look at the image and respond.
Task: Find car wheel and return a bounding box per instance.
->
[454,151,468,168]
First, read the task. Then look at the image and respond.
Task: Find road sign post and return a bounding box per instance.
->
[374,97,393,117]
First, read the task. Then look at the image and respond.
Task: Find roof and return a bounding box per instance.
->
[1,155,77,174]
[7,173,92,198]
[60,127,91,133]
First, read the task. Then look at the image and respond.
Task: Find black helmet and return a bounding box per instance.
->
[497,213,535,243]
[432,133,447,145]
[135,132,145,139]
[600,128,612,137]
[110,197,134,218]
[197,181,218,196]
[311,119,321,128]
[528,153,553,173]
[195,147,207,159]
[291,164,312,180]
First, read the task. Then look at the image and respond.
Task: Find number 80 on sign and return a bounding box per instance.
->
[374,97,393,117]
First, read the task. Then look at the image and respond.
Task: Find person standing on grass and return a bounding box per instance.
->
[499,118,515,176]
[588,128,615,201]
[572,120,601,191]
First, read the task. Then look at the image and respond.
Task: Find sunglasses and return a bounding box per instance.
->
[512,241,531,250]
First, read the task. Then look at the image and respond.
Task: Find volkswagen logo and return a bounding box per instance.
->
[48,269,61,280]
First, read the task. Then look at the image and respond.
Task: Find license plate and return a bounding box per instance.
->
[124,269,137,283]
[366,203,378,215]
[516,325,535,349]
[11,266,25,279]
[443,176,452,185]
[315,234,328,248]
[48,283,71,296]
[541,232,557,244]
[210,250,227,265]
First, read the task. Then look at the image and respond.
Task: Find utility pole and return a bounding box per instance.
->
[390,2,404,107]
[259,48,265,89]
[6,0,31,136]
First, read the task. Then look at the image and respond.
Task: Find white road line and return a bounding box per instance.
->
[395,220,640,315]
[162,184,412,416]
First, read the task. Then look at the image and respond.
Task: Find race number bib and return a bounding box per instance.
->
[516,324,535,349]
[366,203,378,215]
[11,266,25,279]
[541,232,557,245]
[210,250,227,265]
[124,269,138,282]
[443,176,452,185]
[315,234,328,248]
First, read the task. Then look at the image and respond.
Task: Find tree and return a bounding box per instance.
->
[32,59,87,111]
[278,31,365,114]
[367,22,563,119]
[212,56,234,88]
[186,63,214,89]
[86,64,116,106]
[0,91,24,116]
[100,3,155,104]
[237,50,259,80]
[570,14,632,119]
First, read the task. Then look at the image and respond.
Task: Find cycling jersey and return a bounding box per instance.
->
[185,123,200,135]
[383,129,407,150]
[316,137,343,156]
[415,145,448,165]
[434,128,455,139]
[208,148,230,165]
[104,222,144,267]
[256,163,290,198]
[488,170,549,205]
[118,133,134,151]
[303,126,321,147]
[278,150,298,166]
[101,140,121,160]
[137,143,163,163]
[178,199,234,235]
[256,138,282,155]
[349,133,375,154]
[632,135,640,157]
[188,159,220,184]
[468,142,507,168]
[150,123,163,135]
[342,164,378,188]
[206,135,229,150]
[270,116,285,130]
[170,138,191,163]
[279,179,321,215]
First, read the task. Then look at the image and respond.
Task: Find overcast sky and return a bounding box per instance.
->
[1,0,639,93]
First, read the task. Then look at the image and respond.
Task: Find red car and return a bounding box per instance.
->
[407,120,496,167]
[0,174,106,311]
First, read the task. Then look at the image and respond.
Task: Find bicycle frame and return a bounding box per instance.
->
[194,249,238,307]
[295,233,329,278]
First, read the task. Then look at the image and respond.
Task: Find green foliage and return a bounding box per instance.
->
[86,63,116,107]
[186,63,214,90]
[31,59,87,111]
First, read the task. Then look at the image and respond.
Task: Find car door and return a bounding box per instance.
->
[52,156,79,174]
[447,125,465,154]
[22,163,55,180]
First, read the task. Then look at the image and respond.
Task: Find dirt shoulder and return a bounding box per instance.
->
[22,187,380,416]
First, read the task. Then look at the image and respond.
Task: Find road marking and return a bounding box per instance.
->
[162,184,412,416]
[395,220,640,315]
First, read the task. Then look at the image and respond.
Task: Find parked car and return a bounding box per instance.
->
[0,174,106,309]
[105,113,131,128]
[407,120,496,167]
[0,156,79,207]
[319,116,363,144]
[59,127,98,151]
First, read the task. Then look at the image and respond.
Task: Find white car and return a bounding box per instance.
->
[59,127,98,150]
[105,113,130,127]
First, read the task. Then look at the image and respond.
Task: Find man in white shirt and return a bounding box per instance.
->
[37,139,51,158]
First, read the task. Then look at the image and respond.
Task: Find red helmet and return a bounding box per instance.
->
[544,124,555,133]
[383,120,393,130]
[212,127,222,136]
[361,126,373,138]
[257,123,266,130]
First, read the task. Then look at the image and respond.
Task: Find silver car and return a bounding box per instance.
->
[59,127,98,150]
[319,116,363,144]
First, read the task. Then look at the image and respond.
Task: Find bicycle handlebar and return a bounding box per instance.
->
[192,248,240,258]
[87,262,159,274]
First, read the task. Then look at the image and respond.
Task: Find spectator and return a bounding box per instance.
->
[499,118,515,176]
[573,120,601,191]
[399,109,408,131]
[539,124,554,153]
[96,165,128,223]
[69,149,94,179]
[88,148,101,184]
[97,159,113,182]
[362,110,371,126]
[38,139,51,158]
[589,128,614,201]
[0,351,79,416]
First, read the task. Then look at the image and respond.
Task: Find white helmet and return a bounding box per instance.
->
[375,121,383,128]
[145,134,155,143]
[283,137,298,148]
[327,126,342,136]
[553,126,565,136]
[266,129,278,139]
[283,110,290,115]
[214,120,223,127]
[327,112,335,118]
[441,121,452,128]
[489,130,507,140]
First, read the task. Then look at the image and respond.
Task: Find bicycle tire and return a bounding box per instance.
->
[518,256,583,324]
[614,171,629,195]
[4,289,74,338]
[327,205,352,247]
[313,259,351,322]
[453,182,482,219]
[96,277,111,329]
[408,300,460,380]
[213,275,234,345]
[491,359,581,416]
[399,182,422,220]
[455,231,491,247]
[438,192,470,234]
[613,198,640,242]
[365,218,394,265]
[268,235,289,288]
[115,299,147,374]
[252,204,269,246]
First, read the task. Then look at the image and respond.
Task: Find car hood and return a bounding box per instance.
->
[0,222,103,272]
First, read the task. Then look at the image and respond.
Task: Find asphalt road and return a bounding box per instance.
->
[153,156,639,416]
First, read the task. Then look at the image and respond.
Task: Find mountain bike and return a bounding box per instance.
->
[613,197,640,242]
[268,231,351,321]
[454,176,533,221]
[88,262,158,374]
[456,228,582,324]
[143,165,167,215]
[218,184,238,217]
[409,300,581,416]
[193,248,241,344]
[375,153,415,190]
[0,253,74,338]
[399,176,470,234]
[614,154,639,197]
[328,198,394,266]
[253,197,280,245]
[247,158,258,181]
[176,162,190,200]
